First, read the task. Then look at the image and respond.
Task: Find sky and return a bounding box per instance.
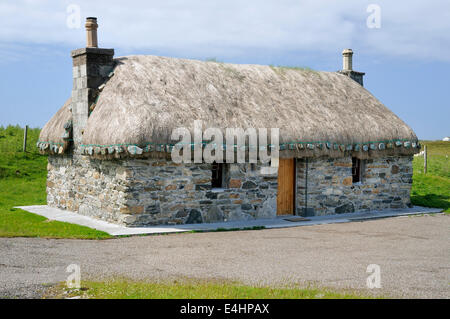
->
[0,0,449,140]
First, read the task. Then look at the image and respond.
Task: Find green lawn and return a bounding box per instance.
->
[49,279,372,299]
[411,141,450,213]
[0,125,111,239]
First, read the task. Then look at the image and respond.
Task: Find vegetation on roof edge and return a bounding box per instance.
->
[203,57,316,72]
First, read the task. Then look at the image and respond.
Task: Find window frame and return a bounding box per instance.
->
[211,162,229,189]
[352,157,364,184]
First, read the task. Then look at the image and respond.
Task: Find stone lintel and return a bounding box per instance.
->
[338,70,366,76]
[71,47,114,58]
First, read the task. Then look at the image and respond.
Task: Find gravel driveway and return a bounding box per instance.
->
[1,214,449,298]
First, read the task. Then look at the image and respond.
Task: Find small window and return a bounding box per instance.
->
[352,157,362,183]
[211,162,224,188]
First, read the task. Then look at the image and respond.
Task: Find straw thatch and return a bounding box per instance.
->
[38,98,72,154]
[41,55,419,158]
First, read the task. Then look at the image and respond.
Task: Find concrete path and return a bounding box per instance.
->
[1,214,449,299]
[17,205,443,236]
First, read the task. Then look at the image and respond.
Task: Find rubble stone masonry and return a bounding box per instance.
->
[47,155,278,226]
[47,155,413,226]
[296,156,413,216]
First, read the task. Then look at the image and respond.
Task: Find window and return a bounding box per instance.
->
[211,162,224,188]
[352,157,363,183]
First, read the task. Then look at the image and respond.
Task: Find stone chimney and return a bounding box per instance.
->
[85,17,98,48]
[338,49,365,86]
[71,17,114,153]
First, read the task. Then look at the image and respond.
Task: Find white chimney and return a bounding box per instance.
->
[342,49,353,71]
[85,17,98,48]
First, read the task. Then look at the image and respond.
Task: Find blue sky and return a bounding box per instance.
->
[0,0,449,140]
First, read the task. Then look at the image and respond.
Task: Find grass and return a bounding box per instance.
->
[0,125,111,239]
[269,65,317,77]
[204,57,222,63]
[48,279,372,299]
[411,141,450,213]
[276,65,316,72]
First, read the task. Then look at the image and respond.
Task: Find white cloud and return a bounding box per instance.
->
[0,0,449,61]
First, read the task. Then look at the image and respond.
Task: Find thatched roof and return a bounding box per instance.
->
[40,55,419,158]
[37,98,72,154]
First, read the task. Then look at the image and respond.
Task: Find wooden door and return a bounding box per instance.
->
[277,158,295,215]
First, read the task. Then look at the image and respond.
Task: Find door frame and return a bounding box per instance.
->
[293,158,298,215]
[276,158,297,216]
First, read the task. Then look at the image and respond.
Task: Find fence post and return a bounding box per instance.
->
[23,125,28,152]
[424,145,427,174]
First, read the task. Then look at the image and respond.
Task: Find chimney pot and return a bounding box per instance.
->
[342,48,353,71]
[85,17,98,48]
[338,49,365,86]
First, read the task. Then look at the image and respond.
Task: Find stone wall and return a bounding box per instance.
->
[47,155,413,226]
[47,155,278,226]
[296,156,413,216]
[47,155,130,223]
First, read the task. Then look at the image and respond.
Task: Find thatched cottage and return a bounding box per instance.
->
[38,18,419,226]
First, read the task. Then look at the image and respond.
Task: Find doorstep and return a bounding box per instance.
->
[15,205,443,236]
